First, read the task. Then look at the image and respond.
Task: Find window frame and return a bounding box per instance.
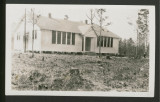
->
[57,31,61,44]
[62,32,66,44]
[52,30,56,44]
[72,33,75,45]
[67,32,71,45]
[107,37,110,47]
[111,37,113,47]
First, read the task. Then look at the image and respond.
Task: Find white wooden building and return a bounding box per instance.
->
[13,14,120,54]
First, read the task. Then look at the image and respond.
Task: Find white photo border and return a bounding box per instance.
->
[5,4,155,97]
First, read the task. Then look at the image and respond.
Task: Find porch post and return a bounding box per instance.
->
[83,36,86,52]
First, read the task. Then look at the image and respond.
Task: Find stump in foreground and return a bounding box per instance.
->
[52,68,94,91]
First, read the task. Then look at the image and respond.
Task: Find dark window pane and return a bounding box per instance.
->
[111,38,113,47]
[57,31,61,44]
[101,36,103,47]
[106,37,108,47]
[67,32,71,45]
[52,31,56,44]
[108,37,110,47]
[82,37,84,51]
[97,36,100,47]
[62,32,66,44]
[72,33,75,45]
[104,37,106,47]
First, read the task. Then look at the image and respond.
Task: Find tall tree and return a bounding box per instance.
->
[24,8,27,53]
[31,8,36,57]
[86,8,111,58]
[126,38,136,57]
[127,17,138,57]
[119,38,136,57]
[137,9,149,57]
[27,8,38,57]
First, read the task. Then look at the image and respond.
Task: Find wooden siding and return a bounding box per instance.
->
[41,30,82,52]
[93,38,119,54]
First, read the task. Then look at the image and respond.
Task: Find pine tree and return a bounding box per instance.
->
[137,9,149,57]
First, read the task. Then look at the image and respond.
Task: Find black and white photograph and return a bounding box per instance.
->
[5,4,155,97]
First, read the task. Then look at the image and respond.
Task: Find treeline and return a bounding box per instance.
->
[119,38,149,58]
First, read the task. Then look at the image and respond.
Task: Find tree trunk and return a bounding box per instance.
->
[99,37,101,58]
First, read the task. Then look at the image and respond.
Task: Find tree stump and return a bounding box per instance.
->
[106,55,111,59]
[69,68,80,77]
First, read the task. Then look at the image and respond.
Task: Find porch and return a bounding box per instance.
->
[82,36,96,52]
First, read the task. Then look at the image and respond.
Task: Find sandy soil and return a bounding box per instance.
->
[11,52,149,92]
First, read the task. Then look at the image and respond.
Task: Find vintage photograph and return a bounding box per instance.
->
[5,4,155,97]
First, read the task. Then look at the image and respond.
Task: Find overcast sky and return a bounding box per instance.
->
[6,4,153,41]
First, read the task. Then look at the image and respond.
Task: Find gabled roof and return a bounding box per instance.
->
[78,24,121,38]
[12,14,25,35]
[36,16,86,33]
[32,15,120,39]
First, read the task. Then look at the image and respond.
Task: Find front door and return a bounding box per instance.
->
[85,37,91,51]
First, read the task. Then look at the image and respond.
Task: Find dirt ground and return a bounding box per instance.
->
[11,52,149,92]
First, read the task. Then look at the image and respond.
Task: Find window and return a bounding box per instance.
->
[107,37,110,47]
[111,38,113,47]
[17,33,21,40]
[67,32,71,45]
[101,36,103,47]
[82,37,84,51]
[62,32,66,44]
[106,37,113,47]
[97,36,100,47]
[97,36,113,48]
[104,37,106,47]
[52,31,56,44]
[72,33,75,45]
[106,37,108,47]
[57,31,61,44]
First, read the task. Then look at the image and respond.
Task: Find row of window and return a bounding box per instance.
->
[17,30,113,48]
[52,31,75,45]
[17,30,37,41]
[97,36,113,47]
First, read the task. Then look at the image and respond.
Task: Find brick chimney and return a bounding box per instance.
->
[85,20,88,24]
[48,13,52,18]
[64,15,69,20]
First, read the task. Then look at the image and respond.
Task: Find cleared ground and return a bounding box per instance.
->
[11,52,149,92]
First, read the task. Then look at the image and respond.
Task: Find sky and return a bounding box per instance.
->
[6,4,152,41]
